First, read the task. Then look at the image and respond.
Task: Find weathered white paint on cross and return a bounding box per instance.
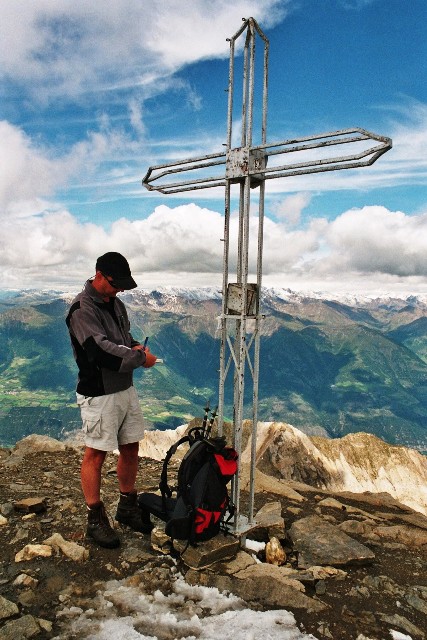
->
[142,17,392,532]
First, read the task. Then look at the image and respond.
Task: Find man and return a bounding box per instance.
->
[66,252,157,548]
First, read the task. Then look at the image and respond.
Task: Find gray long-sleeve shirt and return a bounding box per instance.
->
[66,280,146,396]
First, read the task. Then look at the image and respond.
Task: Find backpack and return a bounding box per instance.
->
[138,413,238,546]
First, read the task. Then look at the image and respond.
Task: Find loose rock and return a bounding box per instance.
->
[0,595,19,620]
[13,497,47,514]
[43,533,89,562]
[15,543,53,562]
[265,536,287,566]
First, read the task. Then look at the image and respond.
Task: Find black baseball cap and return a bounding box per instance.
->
[95,252,137,290]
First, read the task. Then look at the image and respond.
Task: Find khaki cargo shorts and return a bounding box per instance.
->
[76,386,145,451]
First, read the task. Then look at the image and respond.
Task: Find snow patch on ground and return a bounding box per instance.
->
[56,572,318,640]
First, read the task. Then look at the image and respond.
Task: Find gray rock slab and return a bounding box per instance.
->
[397,512,427,530]
[378,613,425,639]
[186,564,327,613]
[406,592,427,616]
[177,534,240,569]
[289,515,375,568]
[250,471,306,503]
[13,497,47,514]
[0,614,41,639]
[251,501,285,540]
[373,524,427,548]
[213,549,256,575]
[0,595,19,620]
[121,546,153,564]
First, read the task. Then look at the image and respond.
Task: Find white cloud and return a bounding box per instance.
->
[338,0,378,9]
[0,120,144,218]
[143,1,288,67]
[271,192,312,226]
[384,100,427,172]
[1,3,425,225]
[3,202,427,295]
[0,121,59,214]
[0,1,288,100]
[321,206,427,277]
[248,100,427,197]
[128,99,146,138]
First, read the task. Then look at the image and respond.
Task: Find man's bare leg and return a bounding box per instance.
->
[81,447,120,548]
[81,447,107,506]
[117,441,139,492]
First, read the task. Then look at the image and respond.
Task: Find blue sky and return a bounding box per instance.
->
[0,0,426,294]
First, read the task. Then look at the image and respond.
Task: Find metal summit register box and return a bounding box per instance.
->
[226,283,258,316]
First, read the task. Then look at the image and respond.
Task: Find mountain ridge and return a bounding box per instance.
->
[2,285,427,306]
[140,420,427,517]
[0,287,426,452]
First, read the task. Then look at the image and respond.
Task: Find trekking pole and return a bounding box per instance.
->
[201,400,210,437]
[206,405,218,439]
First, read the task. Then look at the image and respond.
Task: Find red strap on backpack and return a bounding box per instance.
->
[214,448,238,478]
[194,507,223,534]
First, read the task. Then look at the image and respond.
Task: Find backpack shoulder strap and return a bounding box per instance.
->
[159,434,193,500]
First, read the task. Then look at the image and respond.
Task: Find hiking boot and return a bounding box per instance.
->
[115,491,154,534]
[86,502,120,549]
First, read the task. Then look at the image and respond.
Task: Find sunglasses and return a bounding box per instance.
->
[100,272,122,289]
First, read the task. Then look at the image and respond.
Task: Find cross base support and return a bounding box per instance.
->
[227,514,256,536]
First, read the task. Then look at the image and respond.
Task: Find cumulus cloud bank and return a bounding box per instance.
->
[2,201,427,294]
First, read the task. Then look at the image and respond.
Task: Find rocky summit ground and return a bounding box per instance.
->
[0,436,426,640]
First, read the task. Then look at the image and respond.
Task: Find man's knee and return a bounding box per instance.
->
[119,442,139,464]
[118,442,139,458]
[82,447,107,471]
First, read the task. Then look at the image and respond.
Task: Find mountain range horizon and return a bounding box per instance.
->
[1,285,426,454]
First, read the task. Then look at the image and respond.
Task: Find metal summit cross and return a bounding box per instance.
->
[142,17,392,533]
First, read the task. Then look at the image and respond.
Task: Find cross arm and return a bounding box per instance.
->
[142,127,392,195]
[142,150,227,194]
[254,127,392,181]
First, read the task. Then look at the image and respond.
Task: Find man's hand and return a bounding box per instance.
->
[132,344,157,367]
[141,346,157,368]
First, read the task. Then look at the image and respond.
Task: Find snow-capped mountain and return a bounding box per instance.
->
[1,286,427,452]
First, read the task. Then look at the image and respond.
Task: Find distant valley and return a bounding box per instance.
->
[0,287,426,453]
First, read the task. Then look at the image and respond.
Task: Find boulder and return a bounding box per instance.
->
[372,524,427,549]
[289,515,375,568]
[12,435,66,456]
[186,563,327,613]
[178,533,240,569]
[213,549,257,575]
[0,613,41,639]
[378,613,425,639]
[250,501,286,540]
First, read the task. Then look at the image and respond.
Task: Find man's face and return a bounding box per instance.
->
[98,272,124,297]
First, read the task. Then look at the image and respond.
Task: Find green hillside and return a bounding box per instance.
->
[0,289,426,452]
